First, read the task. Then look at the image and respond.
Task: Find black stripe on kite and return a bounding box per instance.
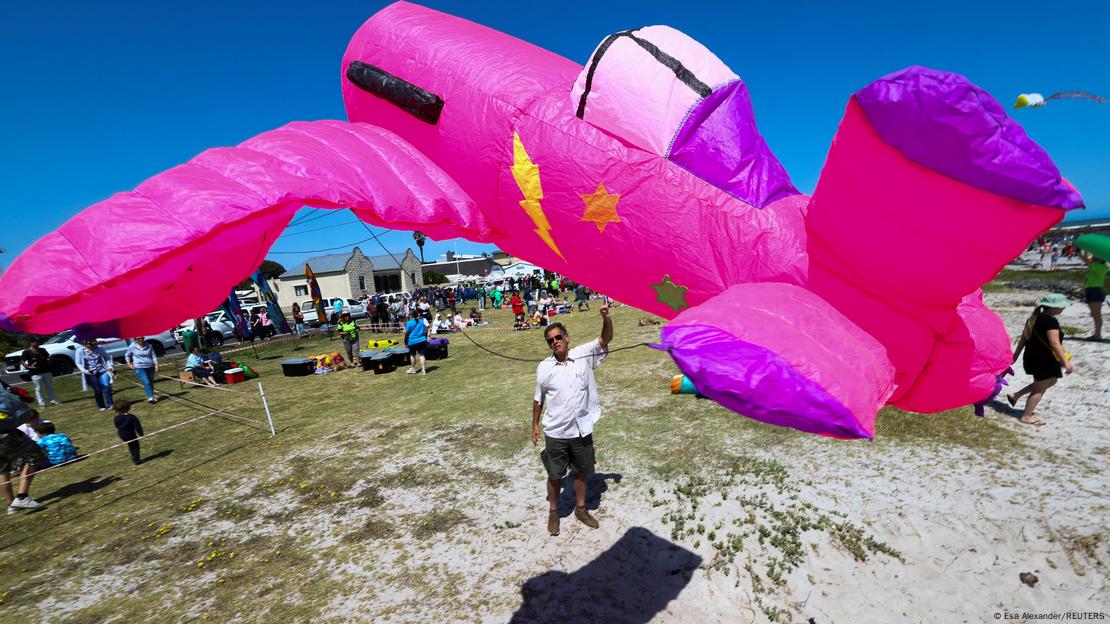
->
[625,32,713,98]
[576,29,713,120]
[346,61,444,125]
[576,30,632,119]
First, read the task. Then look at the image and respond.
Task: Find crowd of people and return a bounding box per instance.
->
[346,275,594,333]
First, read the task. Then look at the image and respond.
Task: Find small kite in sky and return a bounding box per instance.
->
[1015,91,1108,109]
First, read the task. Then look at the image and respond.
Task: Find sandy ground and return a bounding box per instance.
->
[14,264,1105,624]
[448,279,1105,622]
[230,284,1105,622]
[231,285,1106,622]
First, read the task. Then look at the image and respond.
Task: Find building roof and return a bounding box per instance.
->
[365,252,409,270]
[277,248,411,279]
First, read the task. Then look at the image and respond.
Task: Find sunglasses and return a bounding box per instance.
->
[545,333,566,346]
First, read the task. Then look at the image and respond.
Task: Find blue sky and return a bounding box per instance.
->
[2,0,1107,273]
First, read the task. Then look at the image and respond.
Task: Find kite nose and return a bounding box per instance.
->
[345,60,444,125]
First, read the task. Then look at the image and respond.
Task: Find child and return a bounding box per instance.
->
[34,421,77,466]
[514,314,531,331]
[186,346,219,387]
[112,400,145,465]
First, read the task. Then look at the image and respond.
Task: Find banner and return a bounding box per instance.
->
[250,270,291,334]
[305,263,328,324]
[221,291,252,340]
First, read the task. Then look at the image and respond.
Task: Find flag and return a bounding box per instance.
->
[305,263,328,324]
[251,270,291,334]
[221,291,251,340]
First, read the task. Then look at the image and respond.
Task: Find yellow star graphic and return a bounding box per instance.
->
[580,182,621,234]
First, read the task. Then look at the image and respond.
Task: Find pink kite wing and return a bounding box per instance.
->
[0,120,483,337]
[660,283,895,439]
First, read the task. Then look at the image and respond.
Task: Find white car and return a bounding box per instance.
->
[5,329,179,378]
[173,311,238,345]
[298,298,368,326]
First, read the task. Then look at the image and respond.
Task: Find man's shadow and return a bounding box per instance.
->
[38,475,122,503]
[510,527,701,624]
[556,472,621,518]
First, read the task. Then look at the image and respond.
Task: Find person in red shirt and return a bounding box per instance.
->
[510,290,524,317]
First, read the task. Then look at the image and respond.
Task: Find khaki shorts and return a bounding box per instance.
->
[540,434,595,480]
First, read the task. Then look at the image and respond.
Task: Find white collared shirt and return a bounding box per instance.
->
[534,338,608,439]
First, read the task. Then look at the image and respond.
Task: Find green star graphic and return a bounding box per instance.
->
[651,275,689,312]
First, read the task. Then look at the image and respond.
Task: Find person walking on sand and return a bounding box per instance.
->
[1007,293,1073,426]
[532,303,612,536]
[1079,252,1107,341]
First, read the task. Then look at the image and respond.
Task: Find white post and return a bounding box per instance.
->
[258,382,277,436]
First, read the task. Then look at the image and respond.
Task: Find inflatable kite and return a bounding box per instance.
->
[0,2,1085,438]
[1015,91,1107,109]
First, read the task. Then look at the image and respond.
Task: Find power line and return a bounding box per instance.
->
[278,219,362,238]
[358,221,407,270]
[267,236,376,255]
[287,208,344,228]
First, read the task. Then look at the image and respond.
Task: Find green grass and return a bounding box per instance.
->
[983,267,1086,292]
[0,303,1037,622]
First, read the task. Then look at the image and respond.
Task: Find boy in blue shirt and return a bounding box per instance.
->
[35,421,77,466]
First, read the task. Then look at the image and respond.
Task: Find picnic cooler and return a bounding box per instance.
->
[223,367,246,385]
[426,337,449,360]
[367,338,398,349]
[359,351,377,372]
[386,346,411,367]
[281,358,315,377]
[370,352,395,374]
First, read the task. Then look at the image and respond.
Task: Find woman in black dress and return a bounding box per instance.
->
[1007,293,1073,426]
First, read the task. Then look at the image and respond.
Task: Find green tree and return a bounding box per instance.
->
[236,259,287,289]
[422,270,448,285]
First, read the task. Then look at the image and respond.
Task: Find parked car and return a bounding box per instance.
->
[4,329,179,379]
[173,311,238,346]
[298,298,368,326]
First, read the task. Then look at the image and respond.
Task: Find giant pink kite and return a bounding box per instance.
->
[0,2,1083,438]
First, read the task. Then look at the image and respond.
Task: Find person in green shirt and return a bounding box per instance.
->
[1080,252,1107,341]
[337,312,361,366]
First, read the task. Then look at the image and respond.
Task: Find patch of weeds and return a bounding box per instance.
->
[411,510,470,539]
[175,496,205,513]
[380,460,454,489]
[354,485,386,508]
[345,517,398,542]
[494,520,522,530]
[215,502,255,521]
[473,469,509,487]
[660,455,902,622]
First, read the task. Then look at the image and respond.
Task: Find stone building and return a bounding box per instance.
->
[272,247,423,311]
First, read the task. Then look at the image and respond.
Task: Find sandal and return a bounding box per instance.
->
[1006,394,1018,407]
[1019,418,1045,426]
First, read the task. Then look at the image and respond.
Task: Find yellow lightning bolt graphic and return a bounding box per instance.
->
[511,132,565,261]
